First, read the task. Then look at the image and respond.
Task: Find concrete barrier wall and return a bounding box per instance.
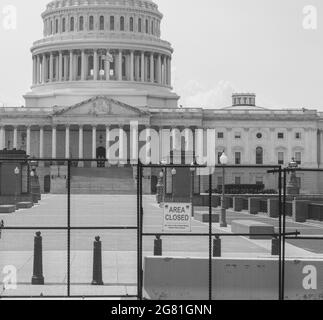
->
[144,257,323,300]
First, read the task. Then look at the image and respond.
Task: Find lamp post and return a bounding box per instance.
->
[171,168,176,202]
[156,170,164,205]
[190,164,196,217]
[220,152,228,227]
[14,166,20,205]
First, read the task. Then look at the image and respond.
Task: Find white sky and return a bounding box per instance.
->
[0,0,323,109]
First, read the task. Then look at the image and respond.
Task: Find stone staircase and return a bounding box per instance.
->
[70,166,137,194]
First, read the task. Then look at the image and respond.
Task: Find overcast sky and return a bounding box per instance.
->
[0,0,322,109]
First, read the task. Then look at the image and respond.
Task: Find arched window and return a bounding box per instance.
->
[256,147,263,165]
[145,19,149,33]
[79,16,84,31]
[151,20,154,34]
[120,16,125,31]
[89,16,94,30]
[99,16,104,30]
[110,16,114,31]
[70,17,74,31]
[138,18,142,32]
[62,18,66,32]
[130,17,134,31]
[55,19,58,33]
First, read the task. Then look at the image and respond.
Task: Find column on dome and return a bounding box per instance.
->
[93,49,98,81]
[157,54,161,84]
[92,125,97,167]
[130,51,134,81]
[32,56,36,85]
[105,49,110,81]
[69,50,73,81]
[118,50,123,81]
[36,55,41,84]
[42,54,46,83]
[78,125,84,167]
[150,53,154,83]
[52,126,57,159]
[55,55,59,81]
[39,126,44,158]
[49,52,54,82]
[65,125,70,158]
[163,56,167,85]
[168,56,172,86]
[13,126,18,149]
[141,52,145,82]
[81,50,86,81]
[58,51,63,82]
[26,126,31,156]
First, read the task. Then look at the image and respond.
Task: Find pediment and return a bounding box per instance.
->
[53,96,149,117]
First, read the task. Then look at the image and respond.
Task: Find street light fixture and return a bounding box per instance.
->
[171,168,176,202]
[219,152,228,227]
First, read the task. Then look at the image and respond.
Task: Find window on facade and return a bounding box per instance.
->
[145,19,149,33]
[110,16,114,31]
[295,132,301,139]
[278,132,284,139]
[278,152,284,165]
[256,176,264,185]
[62,18,66,32]
[89,16,94,30]
[256,147,263,165]
[217,132,224,139]
[79,16,84,31]
[138,18,142,32]
[235,177,241,185]
[235,152,241,165]
[99,16,104,30]
[55,19,58,33]
[295,152,302,165]
[130,17,134,31]
[120,16,125,31]
[70,17,74,31]
[234,132,241,139]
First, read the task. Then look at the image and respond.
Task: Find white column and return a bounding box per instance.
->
[26,126,31,156]
[81,50,86,81]
[0,127,4,150]
[92,125,97,166]
[106,125,111,160]
[64,55,68,81]
[13,126,18,149]
[195,128,204,165]
[49,53,54,82]
[150,53,154,83]
[106,49,110,81]
[52,126,57,159]
[42,54,46,84]
[118,50,123,81]
[69,51,73,81]
[39,126,44,158]
[130,51,134,81]
[32,56,36,85]
[78,126,84,167]
[65,125,70,158]
[172,127,177,151]
[36,55,41,84]
[244,128,250,164]
[58,51,63,81]
[130,122,138,164]
[157,54,161,84]
[141,52,145,82]
[93,50,98,80]
[168,56,172,86]
[119,125,125,164]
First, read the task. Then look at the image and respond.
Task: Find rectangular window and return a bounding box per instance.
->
[234,132,241,139]
[235,177,241,185]
[278,132,284,139]
[295,152,302,165]
[278,152,284,165]
[110,16,114,31]
[217,132,224,139]
[295,132,301,139]
[235,152,241,165]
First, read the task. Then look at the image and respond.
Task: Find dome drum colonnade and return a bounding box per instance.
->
[31,0,172,88]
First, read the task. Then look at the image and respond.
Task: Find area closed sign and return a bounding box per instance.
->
[163,203,192,232]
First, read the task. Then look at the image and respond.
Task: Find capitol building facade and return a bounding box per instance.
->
[0,0,323,194]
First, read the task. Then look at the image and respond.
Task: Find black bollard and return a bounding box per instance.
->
[271,237,280,256]
[31,231,45,285]
[92,236,104,285]
[213,236,221,257]
[154,235,162,256]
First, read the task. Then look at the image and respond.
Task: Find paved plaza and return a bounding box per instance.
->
[0,194,323,297]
